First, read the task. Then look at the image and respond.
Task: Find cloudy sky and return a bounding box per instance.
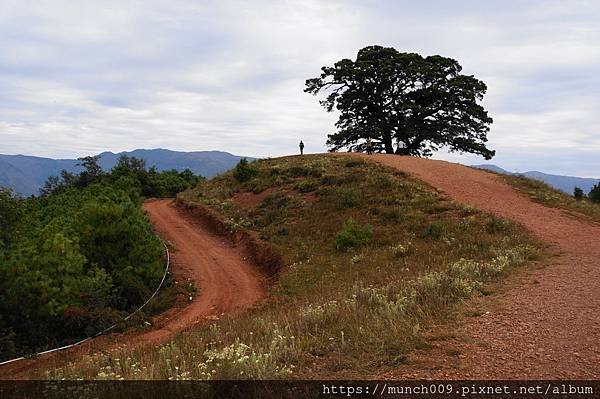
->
[1,1,599,176]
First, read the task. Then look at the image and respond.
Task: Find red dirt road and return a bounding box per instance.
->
[359,154,600,379]
[136,199,266,340]
[0,199,265,378]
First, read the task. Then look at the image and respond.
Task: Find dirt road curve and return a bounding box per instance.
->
[139,199,266,340]
[0,199,264,378]
[361,154,600,379]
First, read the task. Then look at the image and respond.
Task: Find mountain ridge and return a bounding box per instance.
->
[0,149,253,196]
[472,164,599,194]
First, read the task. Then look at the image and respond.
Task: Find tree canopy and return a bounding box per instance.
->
[0,155,204,360]
[589,182,600,203]
[305,45,495,159]
[41,154,203,199]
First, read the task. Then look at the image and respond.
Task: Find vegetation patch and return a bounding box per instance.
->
[335,218,373,251]
[0,155,201,361]
[335,188,361,209]
[232,158,258,183]
[499,174,600,223]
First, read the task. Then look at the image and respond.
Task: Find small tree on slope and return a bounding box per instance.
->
[589,182,600,203]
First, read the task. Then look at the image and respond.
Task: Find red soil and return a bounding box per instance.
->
[356,153,600,379]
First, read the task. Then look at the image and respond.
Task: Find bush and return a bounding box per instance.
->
[373,174,395,189]
[335,188,361,208]
[286,166,311,177]
[233,159,258,183]
[573,187,584,201]
[335,218,372,251]
[344,158,365,168]
[260,193,289,209]
[589,183,600,203]
[421,221,449,239]
[320,175,343,185]
[296,180,318,193]
[486,216,513,234]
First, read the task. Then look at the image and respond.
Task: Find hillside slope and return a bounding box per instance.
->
[41,154,541,380]
[366,154,600,378]
[0,149,251,196]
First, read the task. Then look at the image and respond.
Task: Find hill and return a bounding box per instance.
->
[0,149,251,196]
[45,154,542,379]
[472,164,599,194]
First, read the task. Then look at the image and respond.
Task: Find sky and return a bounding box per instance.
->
[0,1,599,177]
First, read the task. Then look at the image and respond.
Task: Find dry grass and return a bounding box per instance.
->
[44,155,543,380]
[500,174,600,223]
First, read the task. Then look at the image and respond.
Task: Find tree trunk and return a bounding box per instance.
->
[382,133,394,154]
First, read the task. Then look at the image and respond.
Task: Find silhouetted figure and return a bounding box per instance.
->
[366,137,373,155]
[299,140,304,155]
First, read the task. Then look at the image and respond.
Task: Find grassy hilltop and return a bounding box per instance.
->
[49,154,543,379]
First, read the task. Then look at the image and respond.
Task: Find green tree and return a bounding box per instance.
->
[0,181,166,359]
[0,221,113,350]
[573,186,584,201]
[40,175,62,196]
[233,158,258,182]
[0,188,21,248]
[40,170,78,196]
[77,155,104,187]
[111,155,147,182]
[305,46,494,159]
[589,182,600,203]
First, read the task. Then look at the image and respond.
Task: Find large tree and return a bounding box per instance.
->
[305,46,495,159]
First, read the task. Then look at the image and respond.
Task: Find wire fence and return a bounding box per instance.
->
[0,240,171,367]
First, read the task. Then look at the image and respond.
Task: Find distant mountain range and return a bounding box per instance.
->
[3,152,597,197]
[0,149,252,196]
[473,164,599,195]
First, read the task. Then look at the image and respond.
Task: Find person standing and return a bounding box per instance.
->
[366,136,373,155]
[299,140,305,155]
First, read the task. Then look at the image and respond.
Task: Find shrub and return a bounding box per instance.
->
[373,174,395,189]
[260,192,289,209]
[335,218,372,251]
[246,179,270,194]
[296,180,318,193]
[233,159,258,183]
[379,207,400,222]
[335,188,361,208]
[589,183,600,203]
[573,187,584,201]
[269,167,282,176]
[486,216,512,234]
[344,158,365,168]
[286,166,312,177]
[421,221,449,239]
